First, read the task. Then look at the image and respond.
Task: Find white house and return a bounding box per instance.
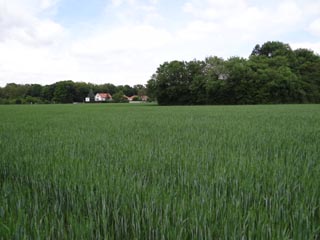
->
[95,93,112,102]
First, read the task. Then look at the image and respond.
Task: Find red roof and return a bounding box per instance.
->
[123,95,149,101]
[97,93,112,98]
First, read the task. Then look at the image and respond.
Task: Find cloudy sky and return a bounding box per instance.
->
[0,0,320,87]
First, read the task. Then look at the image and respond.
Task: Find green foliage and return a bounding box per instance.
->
[2,83,28,99]
[134,84,147,97]
[98,83,117,95]
[15,98,22,104]
[87,89,95,102]
[53,80,76,103]
[251,41,292,58]
[23,96,43,104]
[151,41,320,105]
[0,82,145,104]
[73,82,90,102]
[0,104,320,239]
[156,61,194,105]
[117,85,136,97]
[146,75,157,101]
[112,91,128,103]
[41,84,56,102]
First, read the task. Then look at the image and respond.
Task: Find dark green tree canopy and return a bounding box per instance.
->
[250,41,292,58]
[53,81,76,103]
[150,41,320,105]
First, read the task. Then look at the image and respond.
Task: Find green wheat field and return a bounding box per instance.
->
[0,104,319,239]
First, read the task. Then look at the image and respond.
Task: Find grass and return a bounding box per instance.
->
[0,104,319,239]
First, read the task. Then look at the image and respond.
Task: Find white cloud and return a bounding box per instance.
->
[183,0,247,20]
[68,24,173,85]
[291,42,320,54]
[72,25,172,56]
[111,0,137,7]
[0,40,77,84]
[175,21,219,42]
[107,0,162,26]
[1,0,320,87]
[111,0,124,7]
[0,0,65,45]
[0,0,69,86]
[179,0,320,58]
[267,1,303,31]
[308,18,320,37]
[182,0,304,34]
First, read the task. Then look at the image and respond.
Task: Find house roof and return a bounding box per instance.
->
[124,95,149,101]
[123,95,137,100]
[96,93,112,98]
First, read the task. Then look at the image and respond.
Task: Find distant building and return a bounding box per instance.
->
[85,97,90,102]
[124,95,149,102]
[140,95,149,101]
[95,93,112,102]
[124,95,138,101]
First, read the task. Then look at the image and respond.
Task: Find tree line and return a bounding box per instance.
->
[0,81,147,104]
[147,41,320,105]
[1,41,319,105]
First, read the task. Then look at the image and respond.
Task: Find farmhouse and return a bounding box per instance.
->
[124,95,137,101]
[124,95,149,102]
[95,93,112,102]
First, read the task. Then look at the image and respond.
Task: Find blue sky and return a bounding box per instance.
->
[55,0,107,27]
[0,0,320,87]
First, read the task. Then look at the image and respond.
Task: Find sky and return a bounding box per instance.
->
[0,0,320,87]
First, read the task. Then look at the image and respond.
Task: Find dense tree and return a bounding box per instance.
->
[146,74,157,101]
[95,83,117,95]
[149,41,320,105]
[0,81,142,104]
[224,57,255,104]
[53,81,76,103]
[2,83,28,99]
[187,60,206,104]
[41,84,56,102]
[251,44,261,56]
[88,89,95,102]
[74,82,90,102]
[155,61,193,105]
[26,84,43,98]
[112,91,128,103]
[117,85,136,97]
[134,84,147,97]
[203,57,227,104]
[0,88,4,99]
[251,41,292,58]
[293,48,320,102]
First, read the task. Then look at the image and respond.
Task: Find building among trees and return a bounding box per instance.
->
[94,93,112,102]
